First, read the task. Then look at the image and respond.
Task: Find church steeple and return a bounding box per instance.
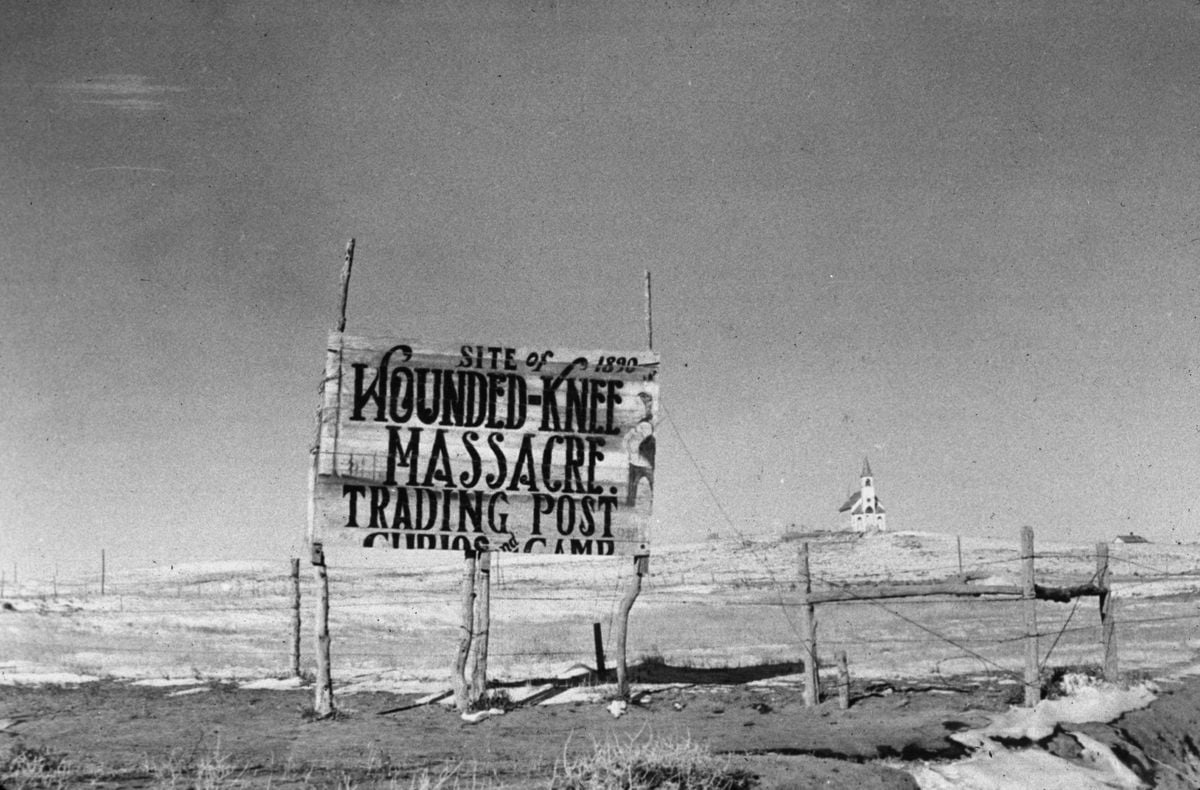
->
[838,456,887,532]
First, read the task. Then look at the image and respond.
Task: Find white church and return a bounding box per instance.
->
[838,457,887,532]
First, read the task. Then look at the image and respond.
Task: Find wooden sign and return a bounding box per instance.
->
[310,333,659,556]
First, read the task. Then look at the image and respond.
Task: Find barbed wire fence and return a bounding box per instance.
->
[3,401,1199,691]
[2,543,1199,690]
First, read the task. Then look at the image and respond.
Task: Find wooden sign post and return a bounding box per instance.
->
[311,542,333,716]
[471,551,492,704]
[452,550,478,711]
[307,239,355,719]
[615,554,649,697]
[614,271,654,699]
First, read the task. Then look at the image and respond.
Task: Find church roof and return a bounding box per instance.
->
[838,490,885,515]
[862,456,873,477]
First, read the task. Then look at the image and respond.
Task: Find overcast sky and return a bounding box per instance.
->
[3,1,1198,580]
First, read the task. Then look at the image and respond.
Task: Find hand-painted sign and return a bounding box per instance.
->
[310,334,659,556]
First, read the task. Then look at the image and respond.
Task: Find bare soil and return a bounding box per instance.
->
[10,661,1192,789]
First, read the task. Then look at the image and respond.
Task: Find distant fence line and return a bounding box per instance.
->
[4,534,1199,701]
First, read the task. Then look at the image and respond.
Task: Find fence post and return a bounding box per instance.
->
[593,622,607,677]
[471,551,491,704]
[1021,526,1039,707]
[290,558,301,678]
[453,550,478,712]
[616,554,649,699]
[1096,542,1118,681]
[800,542,820,706]
[836,650,850,710]
[311,543,334,717]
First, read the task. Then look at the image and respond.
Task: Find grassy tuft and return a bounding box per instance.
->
[471,688,517,712]
[141,739,247,790]
[552,735,753,790]
[1,744,73,790]
[1040,664,1106,699]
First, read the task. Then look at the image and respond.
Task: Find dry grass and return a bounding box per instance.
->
[1,744,73,790]
[552,735,753,790]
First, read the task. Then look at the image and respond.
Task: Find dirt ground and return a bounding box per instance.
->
[3,664,1199,789]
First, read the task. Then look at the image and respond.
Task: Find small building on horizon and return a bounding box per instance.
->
[838,456,886,532]
[1113,533,1150,545]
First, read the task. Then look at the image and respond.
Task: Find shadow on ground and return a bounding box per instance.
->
[490,659,806,691]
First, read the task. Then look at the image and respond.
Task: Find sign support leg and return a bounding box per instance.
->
[311,542,334,717]
[615,554,649,699]
[453,550,478,712]
[471,551,491,706]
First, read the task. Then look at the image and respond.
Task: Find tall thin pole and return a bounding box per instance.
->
[1021,526,1039,707]
[331,239,355,470]
[1096,542,1117,681]
[291,558,302,678]
[336,239,355,334]
[644,270,653,351]
[615,271,653,700]
[800,542,820,706]
[100,550,106,596]
[310,238,355,718]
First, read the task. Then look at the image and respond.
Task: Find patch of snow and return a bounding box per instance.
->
[1113,578,1200,598]
[505,684,554,704]
[911,739,1142,790]
[131,678,207,687]
[747,673,805,687]
[166,686,209,697]
[965,680,1156,743]
[539,686,604,705]
[335,676,446,695]
[239,676,305,690]
[555,663,595,680]
[460,708,504,723]
[912,677,1156,789]
[0,670,99,686]
[1163,660,1200,679]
